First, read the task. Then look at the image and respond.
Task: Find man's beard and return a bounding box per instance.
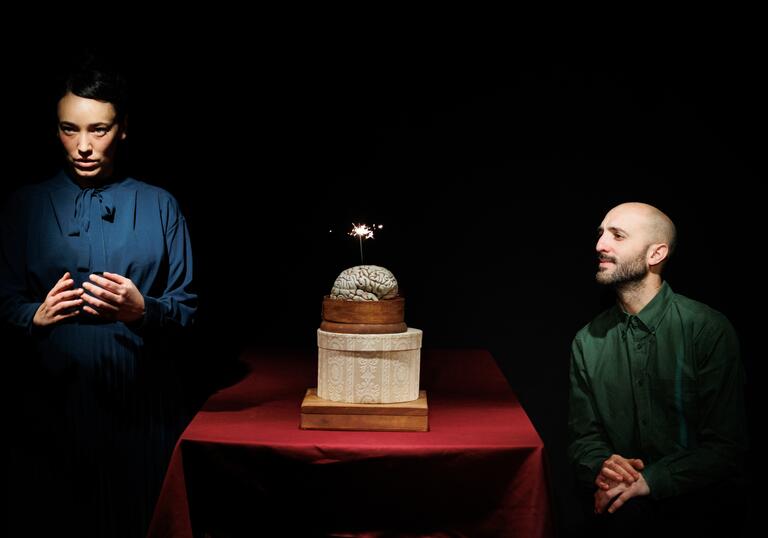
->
[596,251,648,287]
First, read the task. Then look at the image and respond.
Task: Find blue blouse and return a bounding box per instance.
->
[0,170,196,333]
[0,170,197,537]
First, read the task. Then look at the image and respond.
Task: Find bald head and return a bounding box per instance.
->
[605,202,677,257]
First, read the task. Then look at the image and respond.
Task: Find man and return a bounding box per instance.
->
[568,202,747,535]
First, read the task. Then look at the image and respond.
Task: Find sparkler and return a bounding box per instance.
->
[349,223,383,264]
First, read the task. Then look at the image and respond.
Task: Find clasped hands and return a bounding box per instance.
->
[594,454,650,515]
[33,271,145,326]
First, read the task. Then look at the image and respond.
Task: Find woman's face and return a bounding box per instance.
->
[57,92,126,182]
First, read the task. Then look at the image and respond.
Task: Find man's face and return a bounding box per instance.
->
[57,92,126,182]
[595,208,651,286]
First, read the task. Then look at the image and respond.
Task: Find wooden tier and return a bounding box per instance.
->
[319,320,407,334]
[321,295,406,334]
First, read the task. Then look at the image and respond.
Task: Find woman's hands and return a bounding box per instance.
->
[32,272,84,326]
[81,272,145,323]
[33,271,145,326]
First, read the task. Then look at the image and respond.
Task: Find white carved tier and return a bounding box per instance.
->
[317,328,423,403]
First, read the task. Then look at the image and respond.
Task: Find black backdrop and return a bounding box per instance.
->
[3,40,761,535]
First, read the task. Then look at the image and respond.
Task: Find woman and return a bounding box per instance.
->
[0,59,197,537]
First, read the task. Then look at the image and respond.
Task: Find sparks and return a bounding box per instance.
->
[349,223,375,240]
[349,223,380,263]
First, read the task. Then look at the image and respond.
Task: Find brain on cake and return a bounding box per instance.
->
[317,264,423,404]
[330,265,399,301]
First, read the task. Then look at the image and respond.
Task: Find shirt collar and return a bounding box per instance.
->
[615,281,675,333]
[54,168,123,192]
[48,170,137,235]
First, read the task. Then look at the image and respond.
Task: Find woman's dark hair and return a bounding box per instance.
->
[61,53,129,122]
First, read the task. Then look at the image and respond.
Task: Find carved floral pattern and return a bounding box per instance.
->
[317,330,422,403]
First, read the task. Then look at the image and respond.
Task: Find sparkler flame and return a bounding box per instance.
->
[350,223,375,240]
[348,223,382,263]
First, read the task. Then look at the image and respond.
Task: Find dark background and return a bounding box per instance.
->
[3,39,762,535]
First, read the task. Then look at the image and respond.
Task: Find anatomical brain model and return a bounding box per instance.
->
[330,265,399,301]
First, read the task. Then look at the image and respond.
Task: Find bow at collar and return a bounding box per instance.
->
[69,187,115,236]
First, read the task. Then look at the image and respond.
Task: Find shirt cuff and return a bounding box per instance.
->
[643,463,675,500]
[141,296,162,329]
[24,302,42,336]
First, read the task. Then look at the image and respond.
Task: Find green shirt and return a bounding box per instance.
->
[568,282,747,499]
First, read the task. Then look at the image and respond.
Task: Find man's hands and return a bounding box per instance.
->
[32,272,84,326]
[596,454,644,490]
[81,272,145,323]
[594,473,650,514]
[594,454,649,514]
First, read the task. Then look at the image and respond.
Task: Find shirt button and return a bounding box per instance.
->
[641,419,648,426]
[638,379,644,387]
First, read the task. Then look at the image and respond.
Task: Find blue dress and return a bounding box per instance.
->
[0,171,197,537]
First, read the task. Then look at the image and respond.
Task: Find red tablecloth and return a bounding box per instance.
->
[148,349,553,537]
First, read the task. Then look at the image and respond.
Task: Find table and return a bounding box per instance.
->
[148,349,553,537]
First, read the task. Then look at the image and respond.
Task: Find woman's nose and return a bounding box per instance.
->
[77,134,92,154]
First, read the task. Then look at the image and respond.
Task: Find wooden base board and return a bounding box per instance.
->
[300,388,428,432]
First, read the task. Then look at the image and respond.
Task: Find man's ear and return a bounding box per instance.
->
[647,243,669,267]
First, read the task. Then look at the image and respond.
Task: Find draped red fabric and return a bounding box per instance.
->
[148,349,553,538]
